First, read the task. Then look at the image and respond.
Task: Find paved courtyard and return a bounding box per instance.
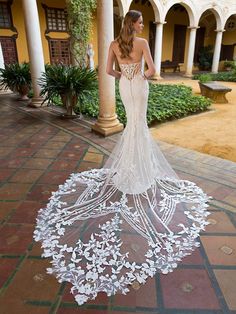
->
[0,93,236,314]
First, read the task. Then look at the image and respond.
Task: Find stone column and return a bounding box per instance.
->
[0,42,4,70]
[185,26,198,77]
[22,0,45,107]
[212,30,224,73]
[153,22,164,79]
[92,0,123,136]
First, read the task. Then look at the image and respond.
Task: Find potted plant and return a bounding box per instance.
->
[39,64,97,118]
[197,45,213,71]
[224,60,235,71]
[0,63,31,100]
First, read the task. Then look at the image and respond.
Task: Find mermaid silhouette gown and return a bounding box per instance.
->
[34,61,210,305]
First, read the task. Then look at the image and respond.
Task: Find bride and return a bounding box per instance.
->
[34,10,210,306]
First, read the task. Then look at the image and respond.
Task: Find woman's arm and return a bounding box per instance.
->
[142,39,156,78]
[106,42,121,79]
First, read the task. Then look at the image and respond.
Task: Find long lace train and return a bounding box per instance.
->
[34,61,210,305]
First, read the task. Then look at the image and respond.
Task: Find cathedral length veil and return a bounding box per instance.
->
[34,60,210,305]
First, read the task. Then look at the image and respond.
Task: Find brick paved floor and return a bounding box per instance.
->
[0,94,236,314]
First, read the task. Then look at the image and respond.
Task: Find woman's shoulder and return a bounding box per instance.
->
[110,40,118,46]
[134,37,148,46]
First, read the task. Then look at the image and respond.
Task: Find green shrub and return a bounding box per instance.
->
[224,60,236,70]
[193,71,236,82]
[198,74,212,83]
[0,62,31,92]
[197,45,213,70]
[39,64,97,115]
[75,81,212,125]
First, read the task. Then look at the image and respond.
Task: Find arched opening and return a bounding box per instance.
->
[162,4,190,71]
[196,10,218,70]
[221,14,236,69]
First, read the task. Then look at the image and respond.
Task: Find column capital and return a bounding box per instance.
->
[215,29,225,33]
[188,26,200,30]
[153,21,167,25]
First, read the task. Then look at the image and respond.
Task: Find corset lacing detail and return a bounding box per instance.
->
[119,62,142,80]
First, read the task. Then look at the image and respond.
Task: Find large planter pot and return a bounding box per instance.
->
[60,93,78,118]
[17,84,30,100]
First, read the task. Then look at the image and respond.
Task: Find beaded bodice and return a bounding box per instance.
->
[119,62,142,80]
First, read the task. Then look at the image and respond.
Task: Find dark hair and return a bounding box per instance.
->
[116,10,142,59]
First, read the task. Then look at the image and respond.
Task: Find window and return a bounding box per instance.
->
[46,7,67,32]
[0,36,18,64]
[220,45,235,61]
[0,2,12,28]
[225,18,236,32]
[49,39,70,65]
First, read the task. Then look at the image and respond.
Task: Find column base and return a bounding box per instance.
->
[28,97,47,108]
[92,117,123,136]
[183,72,193,78]
[151,73,163,80]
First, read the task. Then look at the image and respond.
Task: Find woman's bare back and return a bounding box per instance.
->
[111,37,145,64]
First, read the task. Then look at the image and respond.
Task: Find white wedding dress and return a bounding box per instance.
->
[34,61,210,305]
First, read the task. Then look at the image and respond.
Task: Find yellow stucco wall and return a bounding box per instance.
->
[89,11,98,67]
[38,0,69,64]
[0,0,68,64]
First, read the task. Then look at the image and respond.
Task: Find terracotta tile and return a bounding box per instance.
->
[51,135,72,142]
[58,150,84,160]
[114,277,157,308]
[57,309,109,314]
[0,158,26,169]
[0,225,33,254]
[38,171,71,185]
[9,169,44,183]
[0,147,14,157]
[0,201,20,220]
[201,236,236,265]
[9,201,41,224]
[0,169,15,182]
[180,248,204,265]
[83,152,103,163]
[34,148,61,158]
[19,140,42,148]
[0,259,59,311]
[50,159,78,171]
[210,186,234,200]
[205,211,236,233]
[0,300,50,314]
[43,141,67,149]
[0,258,19,288]
[26,184,58,202]
[66,142,89,151]
[88,146,102,154]
[29,241,43,256]
[22,158,53,170]
[223,193,236,205]
[214,269,236,310]
[10,147,36,158]
[161,269,220,309]
[0,183,31,200]
[77,161,101,172]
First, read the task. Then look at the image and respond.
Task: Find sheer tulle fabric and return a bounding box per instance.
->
[34,62,210,305]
